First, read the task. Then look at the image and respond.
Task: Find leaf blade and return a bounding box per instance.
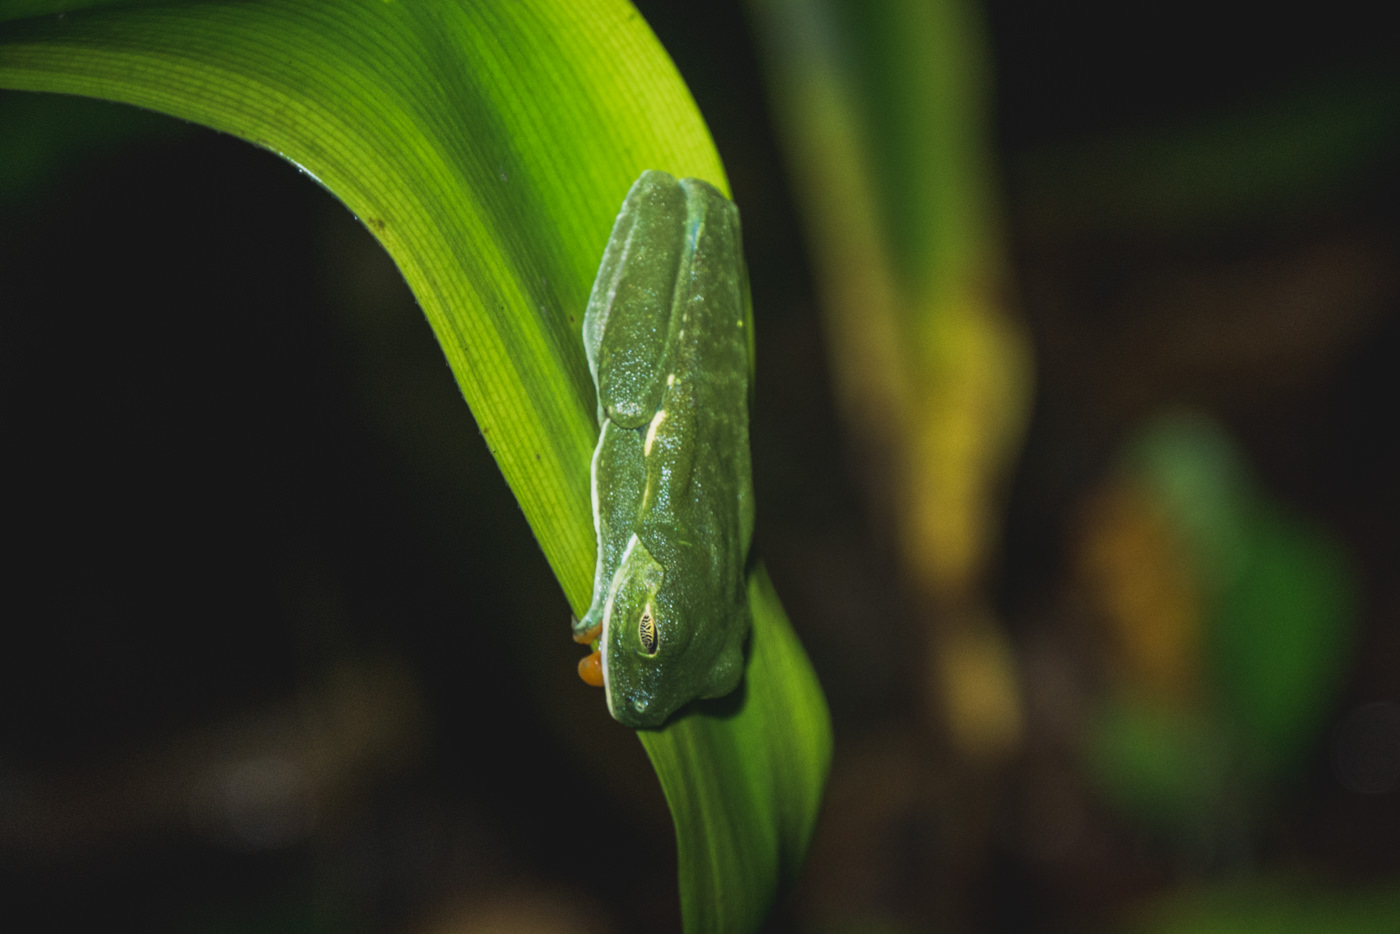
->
[2,4,831,930]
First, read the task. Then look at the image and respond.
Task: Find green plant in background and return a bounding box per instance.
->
[739,0,1396,928]
[1013,66,1400,238]
[1118,877,1400,934]
[745,0,1032,758]
[0,2,830,931]
[1078,411,1358,846]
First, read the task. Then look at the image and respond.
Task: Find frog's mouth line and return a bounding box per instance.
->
[602,533,661,723]
[599,533,630,720]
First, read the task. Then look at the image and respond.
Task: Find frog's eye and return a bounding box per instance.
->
[639,609,659,655]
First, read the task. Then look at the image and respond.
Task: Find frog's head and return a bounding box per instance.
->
[601,536,745,728]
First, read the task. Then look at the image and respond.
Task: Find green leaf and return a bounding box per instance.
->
[3,0,723,605]
[1,2,831,930]
[641,567,832,932]
[1131,412,1358,777]
[746,0,1028,760]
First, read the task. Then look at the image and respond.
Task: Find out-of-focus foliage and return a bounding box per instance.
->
[1014,68,1400,237]
[1077,411,1357,839]
[746,0,1031,761]
[1121,878,1400,934]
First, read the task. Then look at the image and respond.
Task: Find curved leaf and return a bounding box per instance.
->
[1,1,830,930]
[4,0,722,604]
[642,568,831,932]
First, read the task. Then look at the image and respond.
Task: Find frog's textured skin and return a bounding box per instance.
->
[575,170,754,729]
